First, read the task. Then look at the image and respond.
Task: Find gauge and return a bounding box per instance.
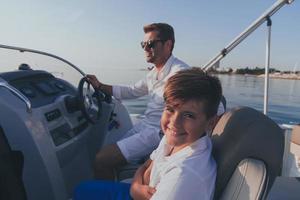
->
[54,82,66,91]
[35,82,58,95]
[20,87,36,97]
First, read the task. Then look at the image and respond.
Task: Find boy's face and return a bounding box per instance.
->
[161,99,213,151]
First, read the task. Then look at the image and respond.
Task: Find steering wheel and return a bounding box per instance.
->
[78,77,105,124]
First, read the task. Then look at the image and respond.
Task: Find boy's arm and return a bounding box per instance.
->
[142,160,153,185]
[150,168,215,200]
[130,159,156,200]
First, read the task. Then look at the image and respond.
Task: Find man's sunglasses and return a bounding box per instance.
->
[140,40,165,49]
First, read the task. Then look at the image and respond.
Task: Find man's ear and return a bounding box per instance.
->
[164,40,172,52]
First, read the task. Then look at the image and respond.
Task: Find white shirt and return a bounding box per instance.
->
[112,55,189,128]
[149,135,216,200]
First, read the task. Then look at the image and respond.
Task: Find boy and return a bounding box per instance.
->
[74,68,221,200]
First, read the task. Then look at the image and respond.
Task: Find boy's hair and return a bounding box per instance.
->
[143,23,175,51]
[164,67,222,118]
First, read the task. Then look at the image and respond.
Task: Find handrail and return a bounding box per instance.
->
[0,82,32,112]
[0,44,86,76]
[264,18,272,115]
[202,0,294,71]
[0,44,87,113]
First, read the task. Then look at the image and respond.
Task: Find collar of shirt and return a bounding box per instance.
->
[153,54,175,81]
[162,134,210,162]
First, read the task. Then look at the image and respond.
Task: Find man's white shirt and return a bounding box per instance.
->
[112,55,189,129]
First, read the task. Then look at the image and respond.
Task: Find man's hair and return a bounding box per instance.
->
[143,23,175,52]
[164,67,222,118]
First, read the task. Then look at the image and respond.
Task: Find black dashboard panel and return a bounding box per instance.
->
[45,109,62,122]
[0,70,78,108]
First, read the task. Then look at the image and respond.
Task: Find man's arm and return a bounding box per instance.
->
[87,74,148,100]
[130,159,156,200]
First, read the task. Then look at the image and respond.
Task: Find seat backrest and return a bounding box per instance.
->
[211,107,284,200]
[220,158,266,200]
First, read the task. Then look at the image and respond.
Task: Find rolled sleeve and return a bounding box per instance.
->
[112,85,123,100]
[112,78,148,100]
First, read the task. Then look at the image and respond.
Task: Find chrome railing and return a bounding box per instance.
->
[0,44,86,77]
[202,0,294,71]
[0,82,32,112]
[202,0,295,115]
[0,44,87,113]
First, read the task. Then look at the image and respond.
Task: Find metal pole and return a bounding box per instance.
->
[202,0,294,71]
[264,17,272,115]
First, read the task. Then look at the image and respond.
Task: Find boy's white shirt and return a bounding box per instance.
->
[149,135,216,200]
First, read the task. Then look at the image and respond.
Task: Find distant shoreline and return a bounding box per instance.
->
[207,66,300,80]
[257,73,300,80]
[216,73,300,80]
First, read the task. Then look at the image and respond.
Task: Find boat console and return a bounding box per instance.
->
[0,68,130,200]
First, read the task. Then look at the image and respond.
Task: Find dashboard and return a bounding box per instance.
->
[0,64,116,200]
[0,70,77,108]
[0,69,90,146]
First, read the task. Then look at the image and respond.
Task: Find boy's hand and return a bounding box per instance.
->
[131,183,156,200]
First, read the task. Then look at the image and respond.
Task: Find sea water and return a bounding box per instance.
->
[97,68,300,125]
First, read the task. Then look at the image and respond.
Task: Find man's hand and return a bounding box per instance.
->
[86,74,102,90]
[86,74,112,95]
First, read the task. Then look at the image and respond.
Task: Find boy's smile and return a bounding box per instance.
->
[161,99,213,153]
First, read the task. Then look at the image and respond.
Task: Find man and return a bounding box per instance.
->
[87,23,189,180]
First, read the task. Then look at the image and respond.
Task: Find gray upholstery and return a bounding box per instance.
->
[220,159,266,200]
[211,107,284,200]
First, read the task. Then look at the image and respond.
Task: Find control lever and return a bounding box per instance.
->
[108,112,120,131]
[64,95,80,113]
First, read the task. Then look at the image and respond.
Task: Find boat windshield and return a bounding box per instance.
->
[0,47,84,87]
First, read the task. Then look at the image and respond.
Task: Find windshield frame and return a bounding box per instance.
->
[0,44,86,77]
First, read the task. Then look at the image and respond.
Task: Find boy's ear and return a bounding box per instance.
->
[207,115,220,132]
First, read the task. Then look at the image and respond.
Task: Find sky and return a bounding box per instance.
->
[1,0,299,72]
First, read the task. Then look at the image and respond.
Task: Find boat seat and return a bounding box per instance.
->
[0,126,27,200]
[211,107,284,200]
[289,125,300,175]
